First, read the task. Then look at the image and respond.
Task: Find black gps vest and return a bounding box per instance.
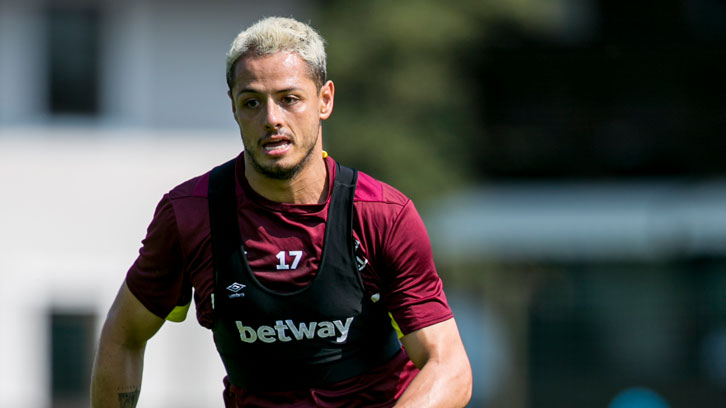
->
[208,159,401,391]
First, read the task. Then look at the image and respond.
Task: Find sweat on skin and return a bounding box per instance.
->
[235,317,355,344]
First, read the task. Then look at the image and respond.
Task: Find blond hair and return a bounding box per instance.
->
[226,17,327,89]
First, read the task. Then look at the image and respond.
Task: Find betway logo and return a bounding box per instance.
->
[235,317,354,344]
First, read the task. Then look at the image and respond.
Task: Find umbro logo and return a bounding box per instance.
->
[226,282,246,298]
[227,282,245,292]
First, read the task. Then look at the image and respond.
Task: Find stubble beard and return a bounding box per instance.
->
[245,128,320,181]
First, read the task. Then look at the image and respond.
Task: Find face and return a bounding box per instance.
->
[228,51,334,180]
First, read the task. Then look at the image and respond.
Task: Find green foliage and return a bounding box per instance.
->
[316,0,490,204]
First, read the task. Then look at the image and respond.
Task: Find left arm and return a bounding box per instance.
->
[395,318,472,408]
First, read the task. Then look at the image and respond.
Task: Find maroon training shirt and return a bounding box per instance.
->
[125,154,453,407]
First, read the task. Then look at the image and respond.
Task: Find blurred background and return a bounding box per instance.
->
[1,0,725,407]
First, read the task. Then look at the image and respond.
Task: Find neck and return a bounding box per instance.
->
[244,154,329,205]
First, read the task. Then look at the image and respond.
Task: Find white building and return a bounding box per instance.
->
[0,1,314,407]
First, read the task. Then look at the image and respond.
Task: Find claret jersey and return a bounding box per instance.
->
[125,153,453,407]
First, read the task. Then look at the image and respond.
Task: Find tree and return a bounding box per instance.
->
[317,0,491,203]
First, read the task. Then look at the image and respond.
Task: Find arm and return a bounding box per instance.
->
[394,318,472,408]
[91,282,165,408]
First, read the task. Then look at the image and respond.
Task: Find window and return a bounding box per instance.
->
[49,311,96,408]
[47,3,100,115]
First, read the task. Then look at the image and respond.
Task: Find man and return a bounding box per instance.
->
[91,16,471,407]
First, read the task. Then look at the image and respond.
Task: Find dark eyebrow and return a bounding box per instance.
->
[235,87,303,98]
[235,88,259,97]
[275,88,303,94]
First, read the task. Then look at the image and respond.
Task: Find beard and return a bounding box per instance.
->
[245,131,320,180]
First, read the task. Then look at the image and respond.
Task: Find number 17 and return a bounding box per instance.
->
[276,250,303,270]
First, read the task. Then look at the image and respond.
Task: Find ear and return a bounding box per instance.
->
[318,80,335,120]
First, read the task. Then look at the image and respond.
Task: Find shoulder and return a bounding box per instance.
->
[354,169,410,209]
[163,158,236,240]
[351,169,414,238]
[168,156,240,202]
[349,168,423,263]
[167,172,211,201]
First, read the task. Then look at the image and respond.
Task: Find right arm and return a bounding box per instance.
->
[91,282,165,408]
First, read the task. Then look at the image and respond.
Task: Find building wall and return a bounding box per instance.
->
[0,131,242,407]
[0,0,312,128]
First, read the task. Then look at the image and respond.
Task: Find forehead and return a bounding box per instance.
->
[231,51,315,92]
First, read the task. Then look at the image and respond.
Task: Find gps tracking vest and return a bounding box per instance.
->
[208,159,401,391]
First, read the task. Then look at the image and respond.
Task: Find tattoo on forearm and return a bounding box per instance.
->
[117,387,140,408]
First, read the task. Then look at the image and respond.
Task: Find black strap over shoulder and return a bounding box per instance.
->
[208,158,240,307]
[324,163,357,270]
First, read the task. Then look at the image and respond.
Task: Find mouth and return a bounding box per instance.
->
[261,135,292,155]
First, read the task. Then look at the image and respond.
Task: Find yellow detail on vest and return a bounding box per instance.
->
[165,302,191,322]
[388,312,404,339]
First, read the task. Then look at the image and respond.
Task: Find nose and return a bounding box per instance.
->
[263,99,283,130]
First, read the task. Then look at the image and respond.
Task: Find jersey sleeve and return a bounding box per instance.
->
[125,194,192,320]
[380,200,453,335]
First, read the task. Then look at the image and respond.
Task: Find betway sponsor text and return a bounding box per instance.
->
[235,317,354,344]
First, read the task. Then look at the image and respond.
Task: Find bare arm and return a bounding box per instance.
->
[395,318,472,408]
[91,282,165,408]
